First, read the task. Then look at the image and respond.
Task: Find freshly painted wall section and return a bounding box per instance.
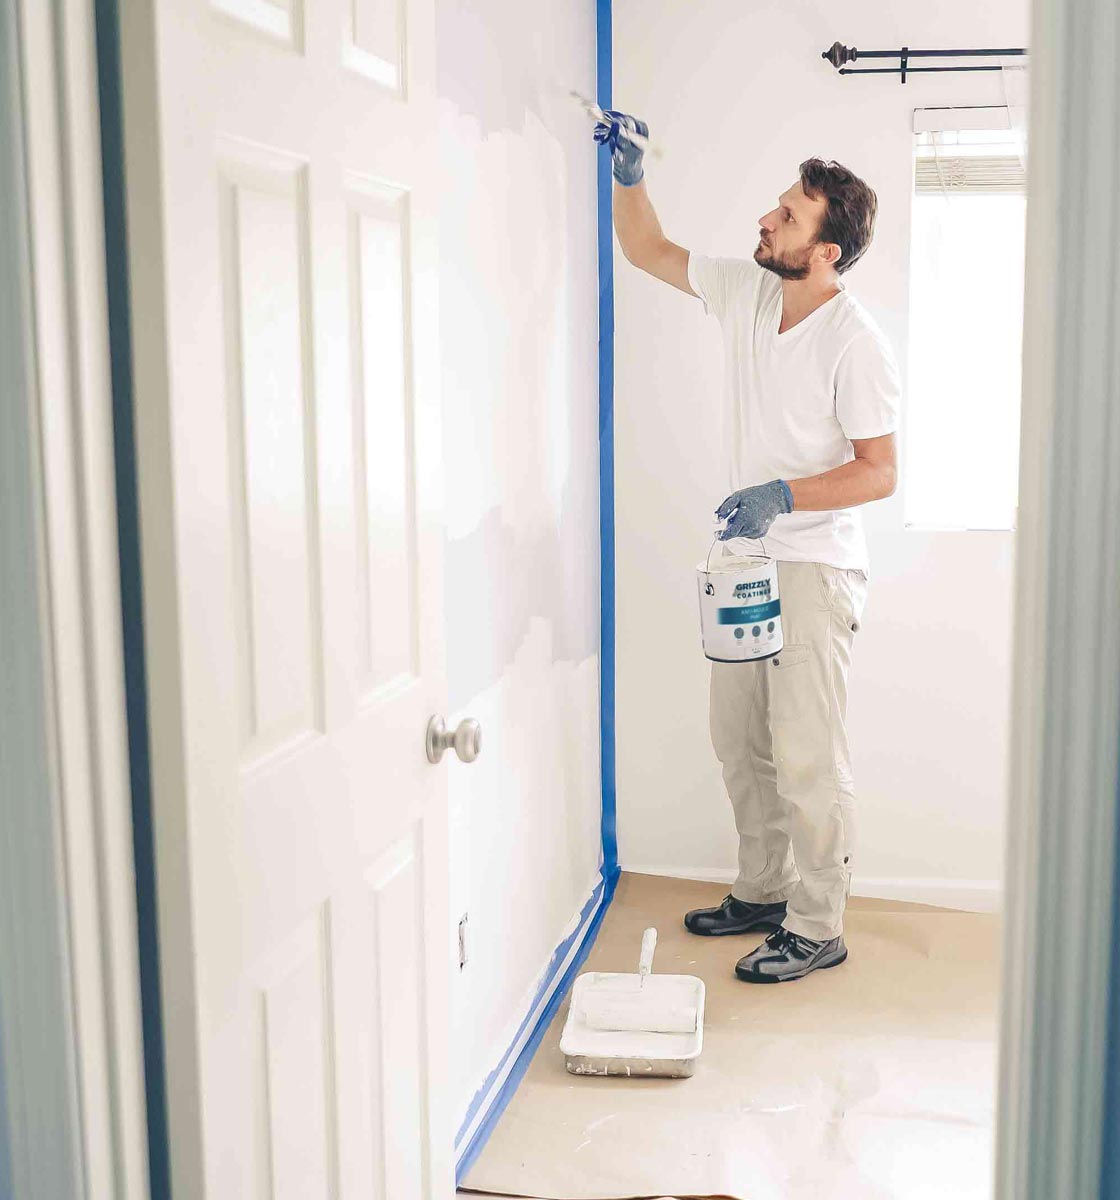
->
[436,0,603,1131]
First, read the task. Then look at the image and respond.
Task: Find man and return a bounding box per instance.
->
[595,111,900,983]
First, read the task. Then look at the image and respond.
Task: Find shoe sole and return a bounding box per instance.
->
[734,946,848,983]
[683,916,785,937]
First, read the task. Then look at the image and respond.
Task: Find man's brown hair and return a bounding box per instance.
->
[798,158,878,275]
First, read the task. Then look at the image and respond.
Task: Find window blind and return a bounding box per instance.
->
[915,152,1026,195]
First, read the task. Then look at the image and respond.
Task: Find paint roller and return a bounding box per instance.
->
[579,928,698,1035]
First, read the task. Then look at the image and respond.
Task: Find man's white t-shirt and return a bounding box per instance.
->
[688,252,901,572]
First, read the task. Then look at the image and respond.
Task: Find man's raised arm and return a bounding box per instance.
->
[595,110,695,296]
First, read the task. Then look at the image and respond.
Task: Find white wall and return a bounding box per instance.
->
[614,0,1027,908]
[436,0,602,1130]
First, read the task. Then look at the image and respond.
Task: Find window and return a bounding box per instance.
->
[905,121,1026,530]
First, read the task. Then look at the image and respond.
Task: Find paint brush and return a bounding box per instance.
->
[569,90,662,159]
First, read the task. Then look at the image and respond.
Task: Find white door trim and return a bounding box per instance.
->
[0,8,83,1196]
[1,0,150,1196]
[995,0,1120,1195]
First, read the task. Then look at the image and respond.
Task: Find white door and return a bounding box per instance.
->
[118,2,451,1196]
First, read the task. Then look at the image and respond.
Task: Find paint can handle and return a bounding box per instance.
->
[704,533,768,577]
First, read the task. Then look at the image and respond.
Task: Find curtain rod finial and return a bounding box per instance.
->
[823,41,857,69]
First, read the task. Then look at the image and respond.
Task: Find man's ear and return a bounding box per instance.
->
[816,241,843,268]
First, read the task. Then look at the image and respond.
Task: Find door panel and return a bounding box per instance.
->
[345,0,403,89]
[252,908,335,1200]
[348,182,421,697]
[218,151,325,762]
[366,832,426,1197]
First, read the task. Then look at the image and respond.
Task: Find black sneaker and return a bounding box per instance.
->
[735,926,847,983]
[683,894,787,937]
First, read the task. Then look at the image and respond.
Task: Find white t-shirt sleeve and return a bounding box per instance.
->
[834,328,902,441]
[687,253,759,321]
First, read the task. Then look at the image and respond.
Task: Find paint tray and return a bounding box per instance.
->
[560,971,705,1078]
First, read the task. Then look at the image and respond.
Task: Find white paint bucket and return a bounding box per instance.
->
[696,540,783,663]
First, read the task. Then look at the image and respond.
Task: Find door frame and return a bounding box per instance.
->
[6,0,1120,1197]
[0,0,150,1197]
[994,0,1120,1194]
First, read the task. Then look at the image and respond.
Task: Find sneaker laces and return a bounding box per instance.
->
[764,927,818,955]
[764,927,798,953]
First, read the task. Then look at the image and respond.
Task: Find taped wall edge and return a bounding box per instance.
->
[453,0,620,1182]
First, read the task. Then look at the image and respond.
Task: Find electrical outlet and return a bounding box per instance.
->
[458,914,469,970]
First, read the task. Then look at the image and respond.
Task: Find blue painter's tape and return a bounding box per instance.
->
[455,870,618,1182]
[453,0,620,1184]
[717,601,781,624]
[597,0,617,879]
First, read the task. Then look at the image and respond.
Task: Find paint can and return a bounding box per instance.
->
[696,539,783,663]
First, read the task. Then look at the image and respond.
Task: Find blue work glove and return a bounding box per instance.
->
[716,480,794,541]
[593,109,648,186]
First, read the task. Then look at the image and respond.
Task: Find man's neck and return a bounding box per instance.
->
[779,271,842,333]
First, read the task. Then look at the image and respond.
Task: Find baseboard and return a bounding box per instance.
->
[624,865,1002,914]
[453,866,620,1183]
[850,875,1001,913]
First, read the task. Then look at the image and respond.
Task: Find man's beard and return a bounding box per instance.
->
[754,240,812,281]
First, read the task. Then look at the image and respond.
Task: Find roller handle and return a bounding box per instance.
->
[638,927,657,980]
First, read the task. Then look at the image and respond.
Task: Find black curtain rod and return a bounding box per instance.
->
[823,42,1027,84]
[841,65,1006,75]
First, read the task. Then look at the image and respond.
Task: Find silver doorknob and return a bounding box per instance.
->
[426,715,482,765]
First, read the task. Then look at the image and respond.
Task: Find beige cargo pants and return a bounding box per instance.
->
[709,559,869,942]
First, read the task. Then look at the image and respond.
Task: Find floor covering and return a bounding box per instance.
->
[460,872,1000,1200]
